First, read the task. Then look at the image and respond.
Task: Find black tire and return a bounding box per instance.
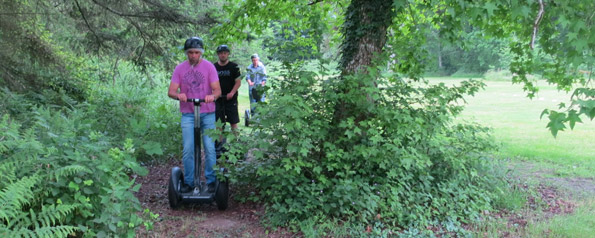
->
[168,167,183,209]
[215,181,229,211]
[244,109,250,127]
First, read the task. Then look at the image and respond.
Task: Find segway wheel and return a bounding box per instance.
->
[168,168,183,209]
[244,109,250,127]
[215,181,229,211]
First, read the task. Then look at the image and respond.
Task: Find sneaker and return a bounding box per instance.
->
[207,183,216,193]
[180,183,194,193]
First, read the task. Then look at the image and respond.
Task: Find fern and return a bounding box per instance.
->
[33,225,78,238]
[1,95,152,237]
[8,204,77,229]
[0,158,18,187]
[0,114,21,154]
[0,175,79,238]
[0,175,39,223]
[34,205,78,229]
[1,225,77,238]
[50,165,91,182]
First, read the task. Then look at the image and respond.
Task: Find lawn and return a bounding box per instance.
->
[428,77,595,237]
[428,77,595,178]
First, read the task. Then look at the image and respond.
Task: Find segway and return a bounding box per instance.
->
[168,98,229,210]
[244,86,263,127]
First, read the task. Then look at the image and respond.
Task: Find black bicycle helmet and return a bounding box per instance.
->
[216,45,230,53]
[184,37,204,51]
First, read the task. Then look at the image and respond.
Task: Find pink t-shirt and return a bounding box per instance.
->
[171,59,219,113]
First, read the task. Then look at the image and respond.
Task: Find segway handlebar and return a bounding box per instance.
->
[186,98,205,103]
[173,98,206,103]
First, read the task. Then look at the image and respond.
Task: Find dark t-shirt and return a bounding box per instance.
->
[215,61,241,100]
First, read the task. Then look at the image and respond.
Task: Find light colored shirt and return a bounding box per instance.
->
[246,62,267,88]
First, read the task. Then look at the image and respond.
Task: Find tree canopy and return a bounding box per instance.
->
[215,0,594,135]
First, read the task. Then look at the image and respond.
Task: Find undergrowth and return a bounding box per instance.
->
[222,60,507,233]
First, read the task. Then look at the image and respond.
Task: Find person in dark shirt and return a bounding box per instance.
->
[214,45,242,133]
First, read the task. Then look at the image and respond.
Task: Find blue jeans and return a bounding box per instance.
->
[181,112,216,187]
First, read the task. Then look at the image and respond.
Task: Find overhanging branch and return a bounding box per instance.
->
[74,0,102,49]
[530,0,545,49]
[90,0,215,24]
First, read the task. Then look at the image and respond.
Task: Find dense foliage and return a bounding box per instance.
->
[0,55,172,237]
[223,60,499,231]
[0,93,157,237]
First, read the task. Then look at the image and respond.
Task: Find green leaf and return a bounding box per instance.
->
[108,223,117,232]
[567,110,582,130]
[540,109,549,119]
[83,180,93,186]
[141,141,163,156]
[68,181,80,191]
[483,2,498,16]
[132,184,142,192]
[546,111,567,137]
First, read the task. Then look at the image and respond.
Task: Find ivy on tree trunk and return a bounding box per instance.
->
[334,0,396,122]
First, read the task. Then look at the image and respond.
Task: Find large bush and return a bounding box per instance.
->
[224,61,501,231]
[0,92,154,237]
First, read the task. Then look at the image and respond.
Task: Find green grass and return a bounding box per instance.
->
[233,79,252,127]
[427,77,595,178]
[428,76,595,238]
[524,199,595,238]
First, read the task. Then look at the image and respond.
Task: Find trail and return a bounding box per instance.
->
[134,159,294,238]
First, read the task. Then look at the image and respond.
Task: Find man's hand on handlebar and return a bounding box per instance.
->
[204,94,216,103]
[177,93,187,102]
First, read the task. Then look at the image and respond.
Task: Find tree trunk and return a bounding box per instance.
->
[334,0,396,121]
[438,45,443,69]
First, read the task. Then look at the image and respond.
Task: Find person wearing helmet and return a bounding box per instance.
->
[246,53,267,107]
[214,45,241,132]
[168,36,221,193]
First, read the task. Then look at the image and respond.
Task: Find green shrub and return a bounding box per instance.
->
[84,61,180,160]
[0,99,153,237]
[223,60,501,230]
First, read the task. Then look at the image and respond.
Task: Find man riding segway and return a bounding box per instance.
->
[167,36,229,210]
[244,54,267,126]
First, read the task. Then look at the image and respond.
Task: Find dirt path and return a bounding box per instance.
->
[510,161,595,198]
[134,159,294,238]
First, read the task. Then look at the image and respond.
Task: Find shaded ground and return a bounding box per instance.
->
[510,160,595,198]
[134,159,295,238]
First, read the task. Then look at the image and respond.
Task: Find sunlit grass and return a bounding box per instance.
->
[427,77,595,178]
